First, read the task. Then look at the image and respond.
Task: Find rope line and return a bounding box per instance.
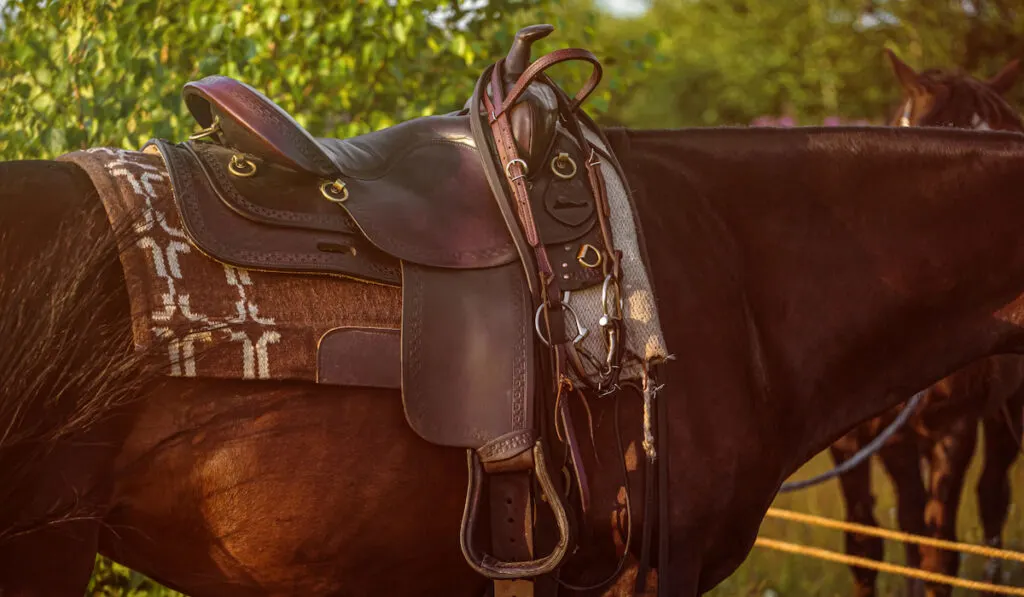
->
[763,508,1024,564]
[754,537,1024,596]
[779,391,925,492]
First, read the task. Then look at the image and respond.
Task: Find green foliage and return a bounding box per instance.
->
[0,0,662,159]
[87,556,181,596]
[616,0,1024,127]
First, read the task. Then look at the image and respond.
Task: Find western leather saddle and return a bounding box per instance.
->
[147,24,668,596]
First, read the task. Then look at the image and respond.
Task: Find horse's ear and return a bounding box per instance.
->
[987,58,1021,95]
[885,48,921,92]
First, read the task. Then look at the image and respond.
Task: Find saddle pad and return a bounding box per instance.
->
[564,124,670,383]
[58,147,401,383]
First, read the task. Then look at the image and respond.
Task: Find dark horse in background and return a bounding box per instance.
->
[826,49,1024,597]
[8,39,1024,597]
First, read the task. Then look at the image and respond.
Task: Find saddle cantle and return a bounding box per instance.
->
[149,23,669,596]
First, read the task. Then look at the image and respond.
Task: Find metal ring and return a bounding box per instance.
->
[504,158,528,181]
[534,301,587,347]
[228,154,257,178]
[601,274,623,321]
[320,179,349,203]
[550,152,577,180]
[188,115,221,141]
[576,244,602,268]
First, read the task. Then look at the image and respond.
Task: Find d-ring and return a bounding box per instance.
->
[228,154,257,178]
[320,179,349,203]
[505,158,528,181]
[551,152,577,179]
[576,244,602,268]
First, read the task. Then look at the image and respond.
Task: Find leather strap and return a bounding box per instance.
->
[491,49,603,119]
[491,472,536,597]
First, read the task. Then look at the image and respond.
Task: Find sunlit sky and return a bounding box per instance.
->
[596,0,650,18]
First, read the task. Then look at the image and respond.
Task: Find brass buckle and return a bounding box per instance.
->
[504,158,529,182]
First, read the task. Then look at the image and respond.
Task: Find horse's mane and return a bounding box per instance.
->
[915,67,1023,131]
[0,162,156,538]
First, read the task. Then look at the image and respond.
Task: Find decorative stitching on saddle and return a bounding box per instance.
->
[477,431,534,462]
[510,266,528,431]
[194,142,358,233]
[160,141,399,283]
[226,80,337,175]
[404,265,425,431]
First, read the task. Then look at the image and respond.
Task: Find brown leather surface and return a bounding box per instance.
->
[152,139,401,285]
[184,76,339,178]
[490,472,535,561]
[401,261,534,450]
[192,117,521,270]
[193,142,358,235]
[317,327,400,389]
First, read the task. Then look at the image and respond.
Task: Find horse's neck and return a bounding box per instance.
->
[619,126,1024,476]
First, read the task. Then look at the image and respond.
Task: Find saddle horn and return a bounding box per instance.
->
[504,24,555,81]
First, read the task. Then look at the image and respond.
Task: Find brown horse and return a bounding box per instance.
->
[6,123,1024,596]
[825,49,1024,597]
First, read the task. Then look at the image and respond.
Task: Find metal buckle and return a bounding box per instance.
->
[505,158,529,182]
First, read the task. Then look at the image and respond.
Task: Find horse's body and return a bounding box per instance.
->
[5,126,1024,596]
[826,51,1024,597]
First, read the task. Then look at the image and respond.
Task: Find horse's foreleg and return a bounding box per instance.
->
[976,395,1023,592]
[920,420,977,597]
[0,519,99,596]
[830,436,883,597]
[878,436,927,597]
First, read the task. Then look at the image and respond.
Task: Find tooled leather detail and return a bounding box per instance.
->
[193,142,357,234]
[208,78,337,176]
[510,266,528,431]
[403,263,426,426]
[478,430,535,462]
[156,140,399,283]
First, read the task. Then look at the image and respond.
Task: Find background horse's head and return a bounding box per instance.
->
[886,49,1023,132]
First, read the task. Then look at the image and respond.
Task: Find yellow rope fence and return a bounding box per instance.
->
[764,508,1024,563]
[755,508,1024,596]
[754,538,1024,596]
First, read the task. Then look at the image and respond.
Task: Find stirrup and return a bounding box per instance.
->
[459,440,573,579]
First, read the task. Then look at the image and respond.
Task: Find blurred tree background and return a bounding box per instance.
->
[0,0,1022,595]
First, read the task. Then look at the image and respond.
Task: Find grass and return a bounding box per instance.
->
[87,425,1023,596]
